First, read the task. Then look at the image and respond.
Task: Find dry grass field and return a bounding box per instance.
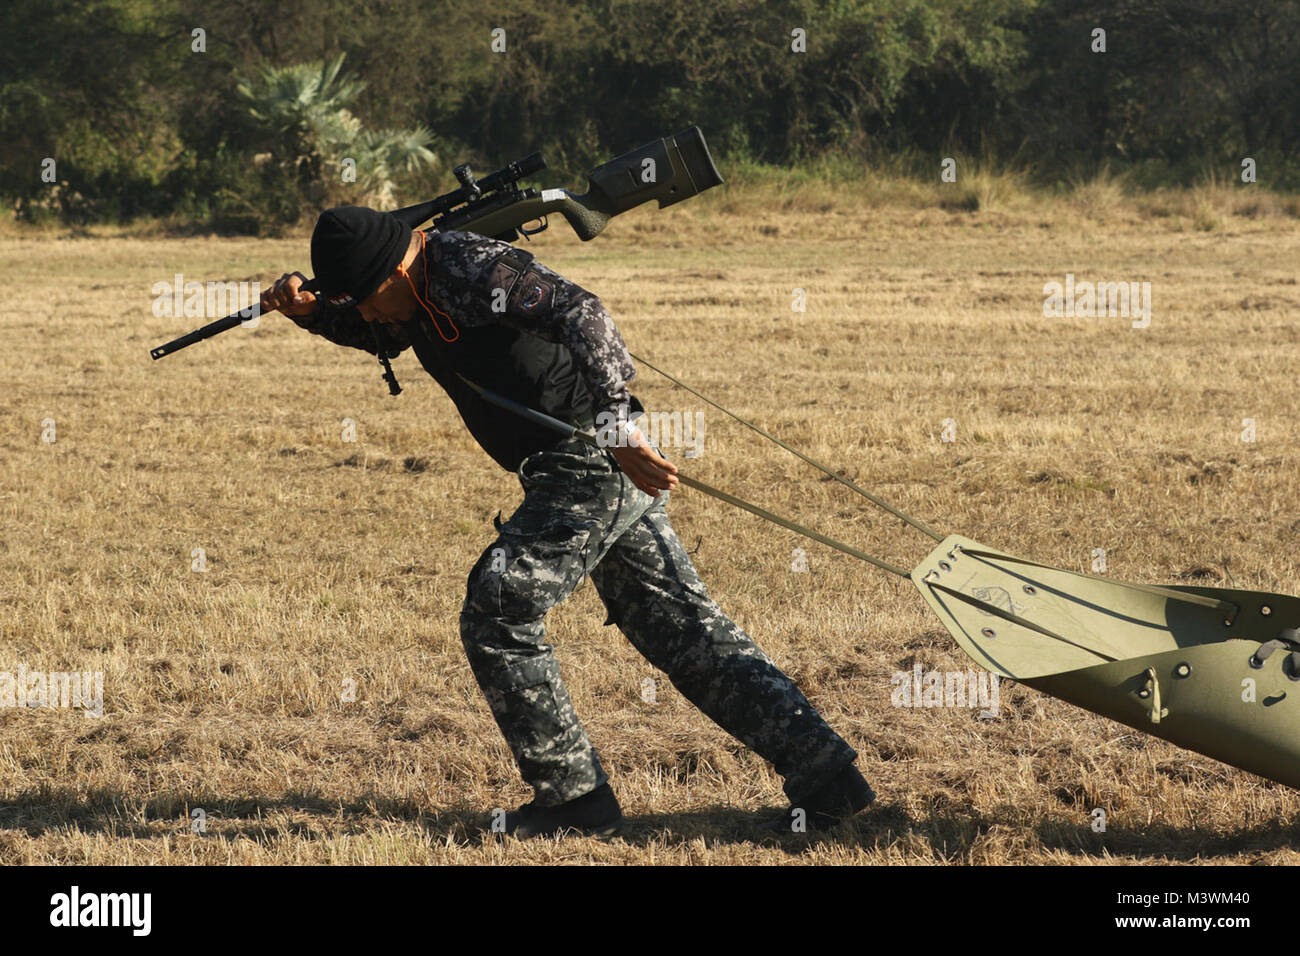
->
[3,176,1300,864]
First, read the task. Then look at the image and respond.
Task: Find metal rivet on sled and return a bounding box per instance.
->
[1023,585,1037,596]
[939,561,951,572]
[981,627,996,639]
[1137,686,1151,699]
[1174,663,1191,678]
[1262,605,1273,616]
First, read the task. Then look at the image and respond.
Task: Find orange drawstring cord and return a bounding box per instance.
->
[400,230,459,342]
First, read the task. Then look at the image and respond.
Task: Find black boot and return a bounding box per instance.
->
[499,783,623,839]
[760,763,876,835]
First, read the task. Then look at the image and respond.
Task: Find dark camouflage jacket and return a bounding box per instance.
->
[291,228,642,471]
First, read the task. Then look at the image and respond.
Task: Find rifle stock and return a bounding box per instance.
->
[418,125,723,240]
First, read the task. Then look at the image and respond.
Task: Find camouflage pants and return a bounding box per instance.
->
[460,434,858,807]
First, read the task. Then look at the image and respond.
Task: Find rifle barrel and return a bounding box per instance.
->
[150,312,248,359]
[149,278,321,360]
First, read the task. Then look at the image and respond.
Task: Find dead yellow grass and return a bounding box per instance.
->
[2,186,1300,864]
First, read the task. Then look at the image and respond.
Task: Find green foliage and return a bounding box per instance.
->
[0,0,184,222]
[238,54,368,147]
[1,0,1296,228]
[230,53,436,227]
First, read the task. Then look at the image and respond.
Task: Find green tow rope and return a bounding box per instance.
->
[628,352,945,542]
[457,358,1246,638]
[455,366,918,578]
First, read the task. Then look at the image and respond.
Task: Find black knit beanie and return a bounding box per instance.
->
[310,206,411,308]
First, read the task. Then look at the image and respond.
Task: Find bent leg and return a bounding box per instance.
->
[460,437,656,806]
[589,498,858,803]
[461,517,606,807]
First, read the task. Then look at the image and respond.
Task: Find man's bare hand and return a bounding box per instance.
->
[610,434,679,497]
[261,272,316,317]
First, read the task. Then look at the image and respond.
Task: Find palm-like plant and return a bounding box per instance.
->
[350,126,438,208]
[236,53,436,214]
[237,54,366,140]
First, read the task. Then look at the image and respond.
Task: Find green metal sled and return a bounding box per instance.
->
[913,534,1300,788]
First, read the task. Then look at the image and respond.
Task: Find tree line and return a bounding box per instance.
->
[2,0,1295,229]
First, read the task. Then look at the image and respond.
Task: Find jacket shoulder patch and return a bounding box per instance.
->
[508,267,554,316]
[486,247,536,312]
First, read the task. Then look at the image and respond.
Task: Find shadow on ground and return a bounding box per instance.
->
[1,788,1297,861]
